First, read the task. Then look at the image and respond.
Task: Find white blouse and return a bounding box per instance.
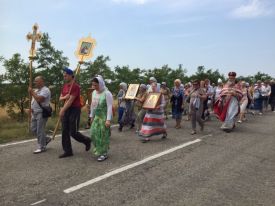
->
[89,90,113,121]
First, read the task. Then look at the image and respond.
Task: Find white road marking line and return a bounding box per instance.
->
[64,138,202,193]
[0,139,36,147]
[0,124,119,148]
[30,199,46,205]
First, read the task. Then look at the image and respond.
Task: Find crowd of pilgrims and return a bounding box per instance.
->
[85,72,275,160]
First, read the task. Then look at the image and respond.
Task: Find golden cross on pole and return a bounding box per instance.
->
[26,23,42,132]
[26,23,42,58]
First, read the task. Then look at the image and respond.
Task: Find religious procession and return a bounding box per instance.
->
[30,64,275,162]
[19,24,275,164]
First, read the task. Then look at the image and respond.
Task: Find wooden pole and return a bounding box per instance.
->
[28,57,33,132]
[26,23,42,132]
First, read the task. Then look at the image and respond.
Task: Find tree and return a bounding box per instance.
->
[189,66,225,84]
[36,33,69,113]
[253,72,272,82]
[168,64,188,88]
[1,54,29,121]
[79,55,115,95]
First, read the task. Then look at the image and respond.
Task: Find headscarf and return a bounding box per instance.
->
[149,77,157,82]
[140,84,147,90]
[93,75,106,92]
[119,82,127,91]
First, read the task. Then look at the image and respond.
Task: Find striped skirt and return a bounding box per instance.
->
[139,110,166,138]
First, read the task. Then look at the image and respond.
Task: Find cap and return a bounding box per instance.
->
[63,67,74,75]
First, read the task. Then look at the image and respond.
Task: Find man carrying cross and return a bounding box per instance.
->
[29,76,51,153]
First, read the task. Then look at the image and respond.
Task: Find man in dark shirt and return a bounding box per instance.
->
[59,67,91,158]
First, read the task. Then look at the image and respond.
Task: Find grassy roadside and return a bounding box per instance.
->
[0,111,90,144]
[0,107,119,144]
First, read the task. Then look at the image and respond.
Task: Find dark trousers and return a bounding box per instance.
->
[118,107,125,124]
[61,107,90,154]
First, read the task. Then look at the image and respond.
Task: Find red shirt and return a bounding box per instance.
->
[61,83,81,108]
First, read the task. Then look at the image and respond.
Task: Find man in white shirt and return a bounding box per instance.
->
[28,76,51,154]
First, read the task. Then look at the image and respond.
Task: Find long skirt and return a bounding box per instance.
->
[139,110,166,138]
[90,116,110,156]
[221,97,239,131]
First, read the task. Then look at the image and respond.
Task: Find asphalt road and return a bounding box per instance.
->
[1,112,275,206]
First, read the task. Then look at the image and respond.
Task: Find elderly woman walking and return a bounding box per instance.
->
[253,80,264,115]
[189,80,207,135]
[139,82,167,142]
[237,81,251,123]
[117,82,127,131]
[171,79,185,129]
[135,84,148,133]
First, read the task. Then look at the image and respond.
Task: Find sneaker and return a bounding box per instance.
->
[97,155,108,162]
[33,148,45,154]
[59,153,73,158]
[237,120,242,123]
[191,130,196,135]
[259,112,263,115]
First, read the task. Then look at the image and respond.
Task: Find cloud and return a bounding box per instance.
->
[231,0,273,18]
[111,0,149,5]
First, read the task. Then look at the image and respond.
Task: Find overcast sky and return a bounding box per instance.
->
[1,0,275,77]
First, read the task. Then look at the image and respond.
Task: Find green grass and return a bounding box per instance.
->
[0,109,119,144]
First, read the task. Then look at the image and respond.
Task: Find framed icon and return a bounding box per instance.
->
[125,84,140,99]
[142,92,161,109]
[79,42,92,55]
[75,35,97,61]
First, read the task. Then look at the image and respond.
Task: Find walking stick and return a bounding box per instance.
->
[26,23,42,132]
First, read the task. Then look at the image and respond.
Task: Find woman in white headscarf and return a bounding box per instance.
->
[90,76,113,162]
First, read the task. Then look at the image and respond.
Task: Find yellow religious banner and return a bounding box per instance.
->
[75,34,97,62]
